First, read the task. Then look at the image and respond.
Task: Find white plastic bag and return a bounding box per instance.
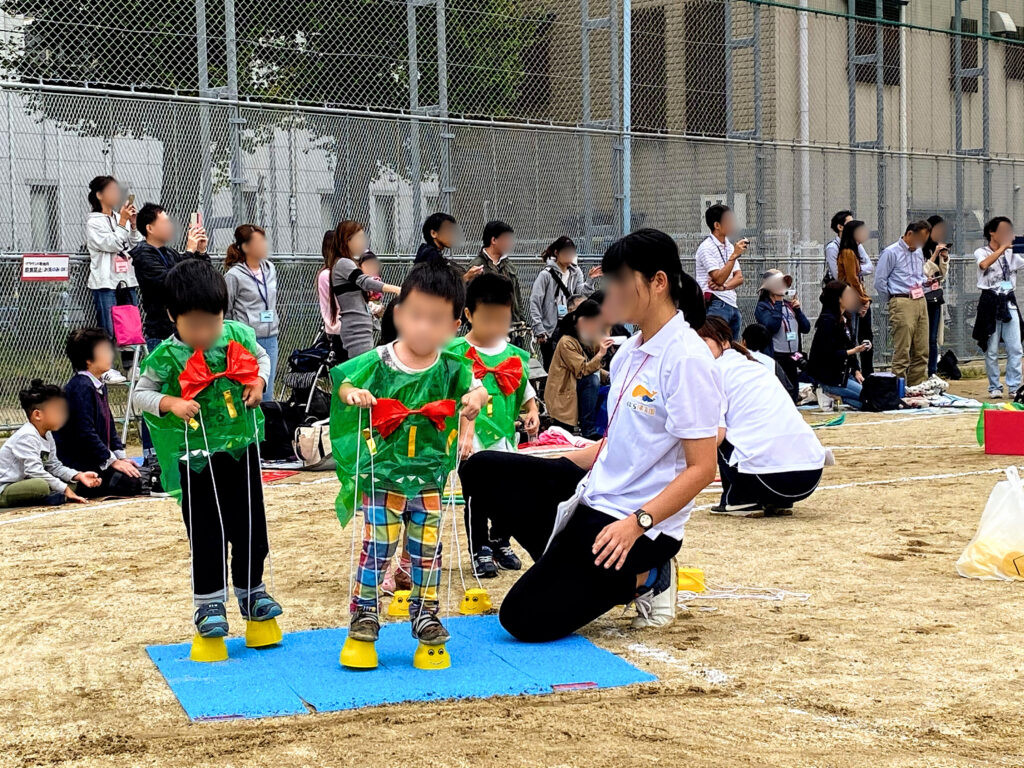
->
[956,466,1024,580]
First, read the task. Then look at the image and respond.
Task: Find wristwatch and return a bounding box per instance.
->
[634,509,654,531]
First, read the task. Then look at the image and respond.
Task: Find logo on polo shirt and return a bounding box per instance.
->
[631,385,657,403]
[628,385,657,415]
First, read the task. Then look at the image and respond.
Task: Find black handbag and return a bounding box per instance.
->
[861,373,902,412]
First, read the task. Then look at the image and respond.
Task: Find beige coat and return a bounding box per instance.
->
[544,335,604,426]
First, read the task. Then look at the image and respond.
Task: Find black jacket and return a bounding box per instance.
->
[54,374,123,473]
[130,241,210,339]
[808,310,859,387]
[972,289,1021,352]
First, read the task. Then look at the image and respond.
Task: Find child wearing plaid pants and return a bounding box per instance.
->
[352,489,442,613]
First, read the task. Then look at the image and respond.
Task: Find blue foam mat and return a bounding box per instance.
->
[147,615,655,721]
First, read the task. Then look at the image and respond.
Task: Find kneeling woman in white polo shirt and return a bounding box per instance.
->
[459,229,720,641]
[698,316,828,518]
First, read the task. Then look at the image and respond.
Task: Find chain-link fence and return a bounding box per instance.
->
[0,0,1023,424]
[0,252,991,429]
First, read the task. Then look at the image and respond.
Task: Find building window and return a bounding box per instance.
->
[1005,29,1024,81]
[242,190,263,225]
[853,0,901,86]
[949,16,980,94]
[29,184,58,251]
[684,1,725,136]
[372,194,398,254]
[632,7,667,132]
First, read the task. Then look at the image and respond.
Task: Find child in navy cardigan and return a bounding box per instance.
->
[55,328,145,497]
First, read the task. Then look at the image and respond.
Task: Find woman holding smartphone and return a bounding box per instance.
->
[84,176,142,363]
[922,215,950,377]
[460,229,719,641]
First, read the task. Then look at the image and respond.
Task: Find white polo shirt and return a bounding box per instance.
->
[716,348,826,474]
[694,235,739,307]
[581,311,722,541]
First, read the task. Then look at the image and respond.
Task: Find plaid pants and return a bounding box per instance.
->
[351,488,442,612]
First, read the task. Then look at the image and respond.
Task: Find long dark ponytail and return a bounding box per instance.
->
[601,228,705,327]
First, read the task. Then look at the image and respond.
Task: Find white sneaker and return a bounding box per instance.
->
[712,503,765,518]
[101,370,127,385]
[631,557,678,629]
[989,388,1004,400]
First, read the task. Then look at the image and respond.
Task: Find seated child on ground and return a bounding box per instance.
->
[331,261,488,647]
[55,327,145,498]
[447,272,540,578]
[0,380,100,507]
[132,259,282,639]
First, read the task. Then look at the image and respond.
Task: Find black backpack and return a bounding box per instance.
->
[860,373,902,412]
[937,349,963,381]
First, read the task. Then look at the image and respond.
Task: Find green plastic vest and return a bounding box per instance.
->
[329,347,473,527]
[447,337,530,448]
[141,320,266,502]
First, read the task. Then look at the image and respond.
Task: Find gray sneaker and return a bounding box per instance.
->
[410,608,450,645]
[349,609,380,642]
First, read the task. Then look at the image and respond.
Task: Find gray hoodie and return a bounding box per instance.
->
[224,261,279,339]
[529,263,593,337]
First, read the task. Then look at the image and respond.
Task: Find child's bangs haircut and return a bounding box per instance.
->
[397,261,466,320]
[465,272,513,313]
[19,379,64,417]
[165,260,229,318]
[66,327,112,372]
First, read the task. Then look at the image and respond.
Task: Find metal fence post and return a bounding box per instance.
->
[196,0,213,220]
[225,0,244,225]
[407,0,422,252]
[437,0,453,215]
[621,0,631,237]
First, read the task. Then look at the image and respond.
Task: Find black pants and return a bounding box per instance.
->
[717,440,822,509]
[179,445,268,603]
[459,451,680,642]
[78,464,145,499]
[465,484,510,554]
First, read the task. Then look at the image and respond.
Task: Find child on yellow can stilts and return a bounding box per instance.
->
[330,262,488,646]
[447,273,539,578]
[133,260,282,639]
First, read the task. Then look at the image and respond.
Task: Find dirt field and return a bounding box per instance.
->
[3,379,1024,767]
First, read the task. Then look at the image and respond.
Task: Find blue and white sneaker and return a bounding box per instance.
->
[631,558,678,629]
[238,591,283,622]
[194,602,229,637]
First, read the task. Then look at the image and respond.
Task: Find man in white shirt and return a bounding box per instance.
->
[973,216,1024,399]
[695,204,746,339]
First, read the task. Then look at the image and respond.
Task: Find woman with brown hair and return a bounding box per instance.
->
[317,229,344,357]
[224,224,278,400]
[327,221,401,360]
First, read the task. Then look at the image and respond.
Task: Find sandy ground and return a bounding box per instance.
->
[3,382,1024,767]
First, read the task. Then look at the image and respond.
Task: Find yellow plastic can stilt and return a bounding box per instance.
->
[413,642,451,670]
[190,634,228,663]
[459,587,493,615]
[245,618,283,648]
[340,637,379,669]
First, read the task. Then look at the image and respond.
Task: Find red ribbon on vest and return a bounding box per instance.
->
[179,340,261,400]
[465,347,523,396]
[371,398,456,439]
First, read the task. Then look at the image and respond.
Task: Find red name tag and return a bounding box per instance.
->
[910,284,925,299]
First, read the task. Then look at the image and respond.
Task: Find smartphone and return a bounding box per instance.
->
[189,211,203,229]
[1013,236,1024,255]
[126,193,135,207]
